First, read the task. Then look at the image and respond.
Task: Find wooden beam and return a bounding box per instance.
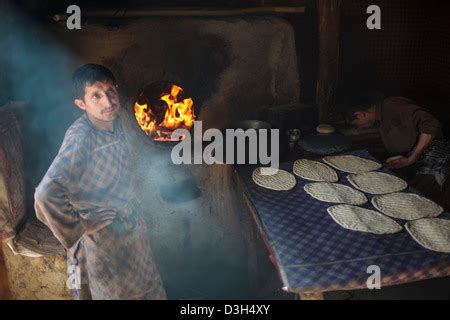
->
[316,0,342,122]
[52,6,306,21]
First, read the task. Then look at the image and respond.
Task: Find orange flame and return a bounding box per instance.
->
[134,84,195,141]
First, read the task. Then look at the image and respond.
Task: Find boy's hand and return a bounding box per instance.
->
[384,155,416,169]
[83,210,116,235]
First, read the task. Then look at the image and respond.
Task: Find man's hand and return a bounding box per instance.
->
[83,210,116,236]
[384,155,416,169]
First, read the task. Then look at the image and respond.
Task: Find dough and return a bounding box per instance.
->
[372,193,443,220]
[405,218,450,253]
[385,155,403,163]
[293,159,338,182]
[347,171,407,194]
[316,124,336,134]
[322,155,382,173]
[327,205,403,234]
[304,182,368,205]
[252,167,297,191]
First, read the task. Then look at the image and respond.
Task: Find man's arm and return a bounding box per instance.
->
[34,132,115,249]
[385,132,434,169]
[34,177,87,249]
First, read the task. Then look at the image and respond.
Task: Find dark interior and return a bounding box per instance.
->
[1,0,450,300]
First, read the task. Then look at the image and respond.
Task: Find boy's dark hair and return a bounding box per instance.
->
[344,90,384,123]
[72,64,116,99]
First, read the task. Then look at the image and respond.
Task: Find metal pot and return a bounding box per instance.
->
[233,120,272,130]
[222,119,285,165]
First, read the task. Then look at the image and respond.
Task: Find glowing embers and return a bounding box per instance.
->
[134,82,195,141]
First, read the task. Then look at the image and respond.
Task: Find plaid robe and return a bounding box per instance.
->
[34,110,166,300]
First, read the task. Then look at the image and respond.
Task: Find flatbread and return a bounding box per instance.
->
[327,205,403,234]
[385,155,403,163]
[252,167,297,191]
[304,182,368,205]
[405,218,450,253]
[316,123,336,134]
[293,159,338,182]
[372,193,443,220]
[347,171,407,194]
[322,155,382,173]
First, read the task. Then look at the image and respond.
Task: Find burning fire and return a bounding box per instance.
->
[134,84,195,141]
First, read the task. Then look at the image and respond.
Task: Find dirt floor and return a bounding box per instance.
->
[0,243,71,300]
[0,244,11,299]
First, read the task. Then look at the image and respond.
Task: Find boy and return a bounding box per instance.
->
[346,92,450,210]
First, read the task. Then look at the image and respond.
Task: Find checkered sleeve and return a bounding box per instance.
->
[34,131,90,250]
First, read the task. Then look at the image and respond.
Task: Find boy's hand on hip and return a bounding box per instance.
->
[83,210,116,235]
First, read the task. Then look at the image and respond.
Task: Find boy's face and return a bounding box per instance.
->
[351,109,377,128]
[74,80,120,128]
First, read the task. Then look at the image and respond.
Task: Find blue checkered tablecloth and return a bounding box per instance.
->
[236,150,450,293]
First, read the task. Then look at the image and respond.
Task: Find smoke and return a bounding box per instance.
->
[0,2,81,191]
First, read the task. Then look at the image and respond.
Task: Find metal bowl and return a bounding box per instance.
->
[233,120,272,130]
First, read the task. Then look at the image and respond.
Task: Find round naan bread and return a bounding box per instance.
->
[316,123,336,134]
[252,167,297,191]
[405,218,450,253]
[293,159,338,182]
[372,193,443,220]
[322,155,382,173]
[304,182,368,205]
[327,205,403,234]
[347,171,407,194]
